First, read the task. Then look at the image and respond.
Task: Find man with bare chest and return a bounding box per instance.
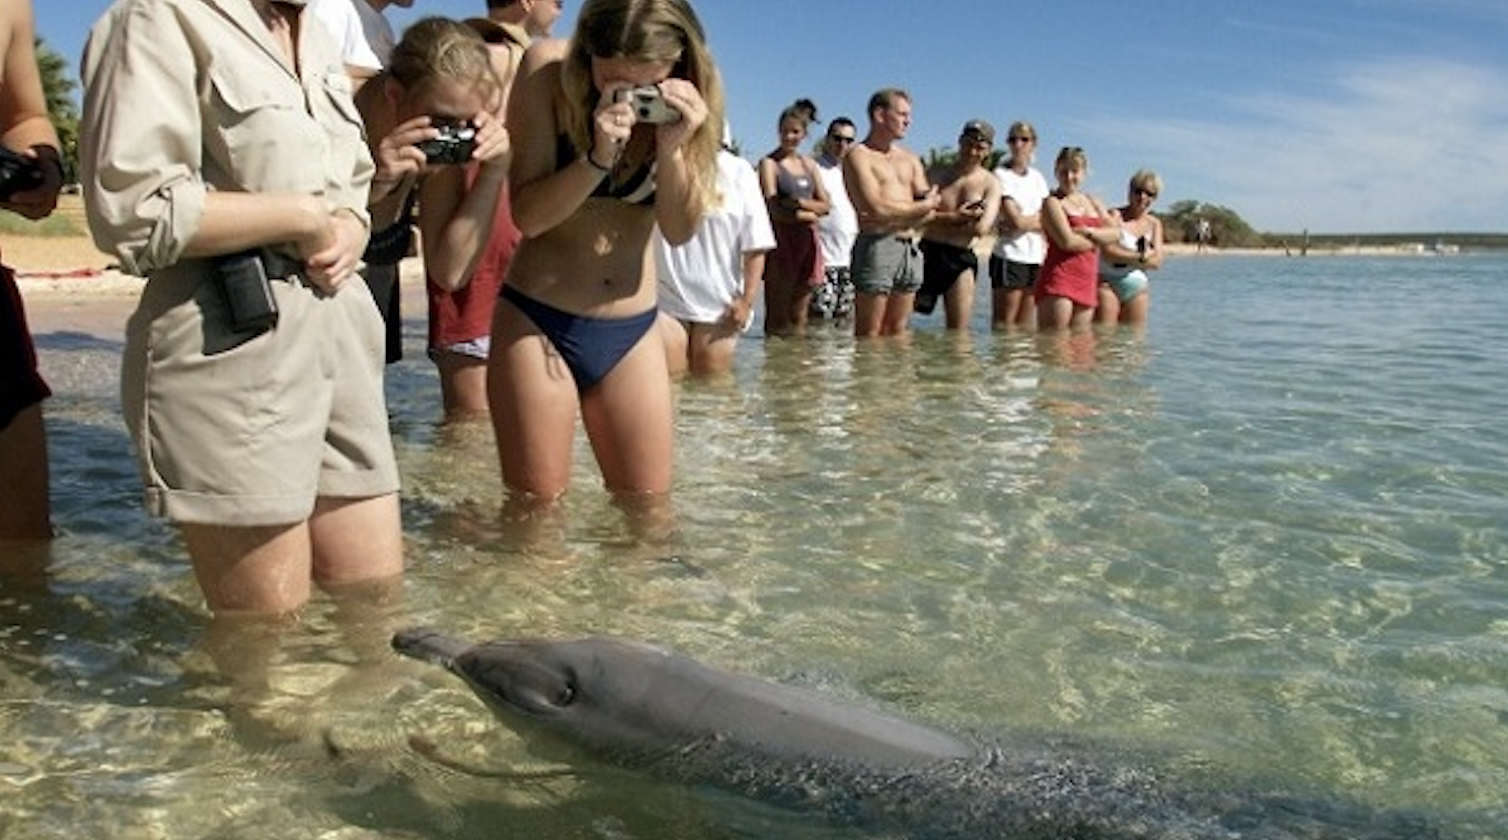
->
[842,88,938,337]
[915,119,1001,329]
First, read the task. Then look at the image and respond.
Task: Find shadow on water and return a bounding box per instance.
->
[31,329,124,354]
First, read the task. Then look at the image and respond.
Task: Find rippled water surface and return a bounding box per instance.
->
[3,254,1506,838]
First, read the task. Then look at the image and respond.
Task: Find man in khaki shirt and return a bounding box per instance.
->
[80,0,401,618]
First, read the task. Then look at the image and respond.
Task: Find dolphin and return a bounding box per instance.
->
[391,628,972,770]
[392,628,1444,840]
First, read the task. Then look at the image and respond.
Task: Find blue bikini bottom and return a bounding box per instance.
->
[500,285,657,392]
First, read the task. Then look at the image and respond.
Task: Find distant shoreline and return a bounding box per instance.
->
[5,197,1498,311]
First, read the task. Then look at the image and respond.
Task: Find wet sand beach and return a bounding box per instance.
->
[8,224,428,339]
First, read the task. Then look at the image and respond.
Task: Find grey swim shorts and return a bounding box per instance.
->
[850,233,924,295]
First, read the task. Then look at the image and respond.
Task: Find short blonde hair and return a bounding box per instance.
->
[1129,169,1163,196]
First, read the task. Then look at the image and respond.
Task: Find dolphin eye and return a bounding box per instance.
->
[555,683,576,706]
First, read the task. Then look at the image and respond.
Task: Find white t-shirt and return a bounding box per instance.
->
[309,0,395,73]
[656,152,776,324]
[992,164,1050,265]
[814,155,858,269]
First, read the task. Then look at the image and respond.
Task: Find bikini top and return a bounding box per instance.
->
[556,133,657,205]
[773,161,815,201]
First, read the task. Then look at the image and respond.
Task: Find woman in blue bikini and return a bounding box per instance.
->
[486,0,724,500]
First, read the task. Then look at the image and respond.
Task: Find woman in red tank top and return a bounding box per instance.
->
[1037,146,1115,329]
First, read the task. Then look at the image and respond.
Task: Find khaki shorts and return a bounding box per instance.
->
[121,259,399,526]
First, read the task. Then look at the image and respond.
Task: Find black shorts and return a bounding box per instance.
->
[1,262,50,430]
[918,240,979,298]
[989,255,1039,290]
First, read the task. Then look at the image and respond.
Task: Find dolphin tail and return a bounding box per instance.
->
[392,627,472,666]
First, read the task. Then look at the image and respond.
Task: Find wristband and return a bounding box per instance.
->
[582,149,613,173]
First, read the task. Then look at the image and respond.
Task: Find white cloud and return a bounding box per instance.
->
[1105,57,1508,233]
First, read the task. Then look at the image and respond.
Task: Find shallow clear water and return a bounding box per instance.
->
[3,254,1506,839]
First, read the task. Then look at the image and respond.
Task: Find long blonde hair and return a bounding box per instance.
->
[560,0,725,209]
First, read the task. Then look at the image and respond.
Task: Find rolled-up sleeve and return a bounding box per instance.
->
[80,1,207,276]
[80,0,374,275]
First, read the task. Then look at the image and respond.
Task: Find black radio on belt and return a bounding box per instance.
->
[213,250,279,334]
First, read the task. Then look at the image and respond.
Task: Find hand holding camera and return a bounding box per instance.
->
[0,146,45,201]
[0,145,63,219]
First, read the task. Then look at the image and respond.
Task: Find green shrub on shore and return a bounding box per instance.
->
[0,211,82,237]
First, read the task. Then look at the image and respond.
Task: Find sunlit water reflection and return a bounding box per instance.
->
[3,254,1506,838]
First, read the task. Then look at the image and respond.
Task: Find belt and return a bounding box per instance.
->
[258,249,305,283]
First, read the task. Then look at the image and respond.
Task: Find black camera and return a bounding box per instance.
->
[415,121,478,165]
[0,146,45,202]
[214,250,279,334]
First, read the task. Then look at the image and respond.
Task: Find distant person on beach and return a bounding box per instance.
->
[1195,216,1211,253]
[1096,169,1164,326]
[485,0,723,500]
[916,119,1000,330]
[758,98,829,336]
[810,116,859,321]
[989,120,1050,330]
[364,18,512,420]
[843,88,938,337]
[80,0,403,615]
[311,0,416,365]
[0,0,64,543]
[655,143,774,377]
[1037,146,1114,330]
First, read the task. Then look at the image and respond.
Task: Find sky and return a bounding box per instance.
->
[43,0,1508,234]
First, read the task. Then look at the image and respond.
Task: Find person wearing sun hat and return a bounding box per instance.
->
[915,119,1001,329]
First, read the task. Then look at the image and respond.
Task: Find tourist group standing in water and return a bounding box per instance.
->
[3,0,1163,623]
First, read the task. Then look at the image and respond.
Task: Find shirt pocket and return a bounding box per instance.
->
[310,67,372,196]
[206,66,313,188]
[316,69,366,138]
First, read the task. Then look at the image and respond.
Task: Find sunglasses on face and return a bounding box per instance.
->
[1134,187,1158,198]
[830,135,855,144]
[1007,136,1033,144]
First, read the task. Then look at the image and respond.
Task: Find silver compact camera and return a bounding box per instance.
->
[614,86,681,124]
